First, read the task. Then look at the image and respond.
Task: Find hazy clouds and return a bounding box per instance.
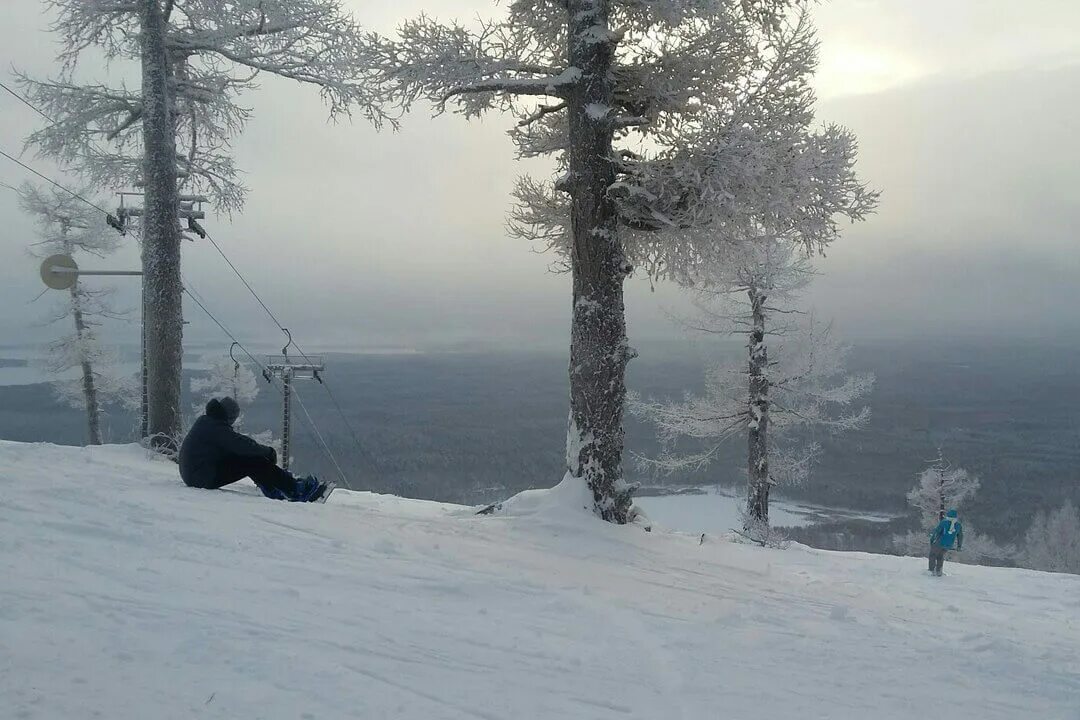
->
[1,1,1078,352]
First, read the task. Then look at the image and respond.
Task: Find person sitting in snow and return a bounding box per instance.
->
[179,397,327,502]
[928,508,963,576]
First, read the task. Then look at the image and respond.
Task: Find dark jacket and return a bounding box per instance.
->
[178,399,275,488]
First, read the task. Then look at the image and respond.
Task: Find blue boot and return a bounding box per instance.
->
[292,475,322,502]
[256,482,288,501]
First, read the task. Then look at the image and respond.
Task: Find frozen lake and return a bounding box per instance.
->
[635,486,895,533]
[0,361,141,387]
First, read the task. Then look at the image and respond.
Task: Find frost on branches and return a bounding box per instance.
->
[20,0,395,446]
[630,240,873,541]
[189,354,260,409]
[906,456,980,531]
[19,183,138,444]
[892,457,1013,567]
[1022,501,1080,575]
[374,1,876,522]
[189,354,278,454]
[20,0,394,214]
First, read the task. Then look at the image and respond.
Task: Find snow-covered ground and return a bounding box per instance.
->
[2,441,1078,720]
[636,486,896,532]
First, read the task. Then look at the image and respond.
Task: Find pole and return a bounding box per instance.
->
[36,257,147,439]
[48,267,144,277]
[263,354,322,473]
[281,367,292,472]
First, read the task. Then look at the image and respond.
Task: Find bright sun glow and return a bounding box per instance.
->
[815,46,927,98]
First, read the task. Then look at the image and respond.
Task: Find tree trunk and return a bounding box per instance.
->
[563,0,633,523]
[140,0,183,448]
[746,287,770,530]
[71,285,103,445]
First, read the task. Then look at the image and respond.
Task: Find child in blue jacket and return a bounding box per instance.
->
[929,509,963,576]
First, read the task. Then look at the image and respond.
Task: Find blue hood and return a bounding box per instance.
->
[946,509,959,518]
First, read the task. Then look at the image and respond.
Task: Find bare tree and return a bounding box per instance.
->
[19,183,136,444]
[20,0,394,447]
[374,2,876,521]
[631,240,873,540]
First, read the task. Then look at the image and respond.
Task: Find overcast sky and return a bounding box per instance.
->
[1,1,1078,354]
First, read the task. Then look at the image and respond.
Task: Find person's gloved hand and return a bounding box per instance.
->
[266,447,278,465]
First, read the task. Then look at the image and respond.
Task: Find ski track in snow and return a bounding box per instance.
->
[1,441,1079,720]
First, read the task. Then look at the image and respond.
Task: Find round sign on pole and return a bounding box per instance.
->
[40,254,79,290]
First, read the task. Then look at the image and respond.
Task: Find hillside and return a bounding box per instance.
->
[1,440,1078,719]
[4,340,1079,546]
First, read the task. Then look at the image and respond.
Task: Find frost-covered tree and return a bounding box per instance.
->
[21,0,394,447]
[891,456,1002,563]
[189,352,277,451]
[630,240,873,538]
[892,523,1014,568]
[376,2,874,521]
[906,456,980,530]
[1022,501,1080,575]
[190,353,260,409]
[20,183,136,444]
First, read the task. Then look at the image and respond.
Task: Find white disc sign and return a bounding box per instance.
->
[40,254,79,290]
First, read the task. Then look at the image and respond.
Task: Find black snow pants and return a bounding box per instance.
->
[195,455,300,497]
[929,546,946,574]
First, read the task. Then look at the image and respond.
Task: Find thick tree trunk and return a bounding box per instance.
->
[564,0,633,523]
[70,285,103,445]
[140,0,183,448]
[745,287,770,530]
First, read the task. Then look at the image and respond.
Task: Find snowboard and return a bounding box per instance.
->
[312,481,337,504]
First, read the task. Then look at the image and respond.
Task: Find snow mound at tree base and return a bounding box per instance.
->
[2,440,1079,720]
[484,471,596,520]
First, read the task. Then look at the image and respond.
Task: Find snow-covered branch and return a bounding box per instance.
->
[24,0,395,212]
[633,234,872,532]
[905,457,980,530]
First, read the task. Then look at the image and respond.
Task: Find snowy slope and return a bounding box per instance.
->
[1,441,1078,720]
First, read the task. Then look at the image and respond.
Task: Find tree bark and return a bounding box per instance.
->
[564,0,633,523]
[140,0,183,448]
[70,285,103,446]
[746,287,770,530]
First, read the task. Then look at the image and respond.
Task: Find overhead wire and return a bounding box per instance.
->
[0,148,114,216]
[182,275,350,487]
[0,81,114,215]
[291,384,350,488]
[3,77,360,485]
[203,230,287,331]
[201,226,378,471]
[0,80,53,123]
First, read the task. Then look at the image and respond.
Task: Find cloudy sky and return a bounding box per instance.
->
[1,1,1078,353]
